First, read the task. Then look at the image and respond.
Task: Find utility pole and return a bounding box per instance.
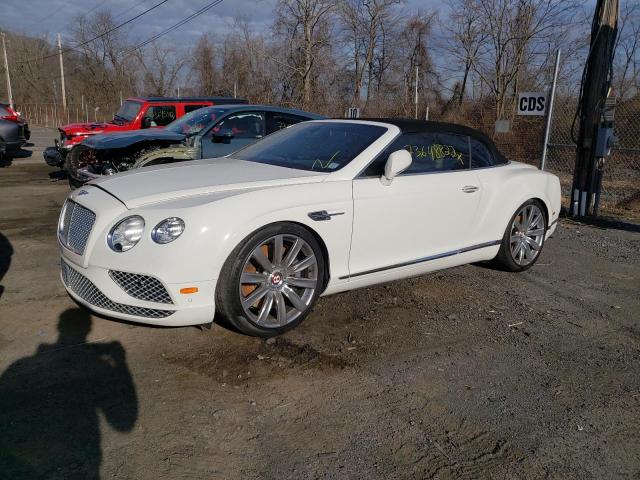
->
[414,65,419,119]
[1,32,13,109]
[570,0,619,217]
[540,48,561,171]
[57,33,67,110]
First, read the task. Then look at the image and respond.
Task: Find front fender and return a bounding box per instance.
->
[200,180,354,284]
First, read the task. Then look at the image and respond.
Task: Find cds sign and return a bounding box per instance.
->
[517,92,547,116]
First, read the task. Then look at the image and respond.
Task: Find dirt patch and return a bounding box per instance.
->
[165,336,349,386]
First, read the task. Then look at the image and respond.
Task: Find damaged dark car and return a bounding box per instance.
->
[66,104,324,188]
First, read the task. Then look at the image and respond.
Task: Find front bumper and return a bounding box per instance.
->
[44,146,66,167]
[60,257,217,326]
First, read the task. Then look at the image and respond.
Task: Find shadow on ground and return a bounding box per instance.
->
[0,309,138,479]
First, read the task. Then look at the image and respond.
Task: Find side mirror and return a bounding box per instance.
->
[381,149,412,185]
[140,116,152,129]
[212,128,234,143]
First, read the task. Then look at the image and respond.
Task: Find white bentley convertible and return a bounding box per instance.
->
[58,119,560,336]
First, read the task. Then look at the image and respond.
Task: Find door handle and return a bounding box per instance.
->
[462,185,479,193]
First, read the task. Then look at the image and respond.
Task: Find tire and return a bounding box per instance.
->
[65,145,88,189]
[216,222,325,337]
[493,199,547,272]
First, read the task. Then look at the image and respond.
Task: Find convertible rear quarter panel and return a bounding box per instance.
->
[474,162,561,242]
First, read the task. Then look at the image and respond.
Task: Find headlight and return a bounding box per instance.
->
[151,217,185,244]
[108,216,145,252]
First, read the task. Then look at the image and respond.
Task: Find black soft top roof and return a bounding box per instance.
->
[361,118,507,164]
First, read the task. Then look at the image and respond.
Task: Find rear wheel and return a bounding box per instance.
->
[493,200,547,272]
[216,223,324,337]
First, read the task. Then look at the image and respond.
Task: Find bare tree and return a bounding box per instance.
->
[472,0,579,120]
[338,0,399,106]
[70,10,137,104]
[135,43,186,96]
[447,0,486,105]
[275,0,336,109]
[395,12,436,114]
[614,1,639,99]
[189,34,217,95]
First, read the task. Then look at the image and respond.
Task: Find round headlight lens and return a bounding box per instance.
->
[108,216,145,252]
[151,217,185,244]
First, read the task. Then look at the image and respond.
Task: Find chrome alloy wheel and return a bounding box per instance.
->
[239,234,318,328]
[510,204,545,266]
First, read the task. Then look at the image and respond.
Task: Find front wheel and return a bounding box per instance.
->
[493,200,547,272]
[216,223,325,337]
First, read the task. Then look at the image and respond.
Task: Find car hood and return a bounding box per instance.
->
[90,158,328,209]
[82,129,185,149]
[60,122,127,136]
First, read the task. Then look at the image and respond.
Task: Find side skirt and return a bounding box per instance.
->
[339,240,501,280]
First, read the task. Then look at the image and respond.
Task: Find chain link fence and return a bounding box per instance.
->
[545,96,640,220]
[15,102,121,127]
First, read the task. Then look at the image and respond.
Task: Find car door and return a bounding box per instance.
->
[200,111,265,158]
[349,130,483,277]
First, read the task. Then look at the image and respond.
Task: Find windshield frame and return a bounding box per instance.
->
[113,100,142,124]
[228,121,388,173]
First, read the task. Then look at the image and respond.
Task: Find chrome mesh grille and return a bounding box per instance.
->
[59,201,96,255]
[109,270,173,304]
[61,261,174,319]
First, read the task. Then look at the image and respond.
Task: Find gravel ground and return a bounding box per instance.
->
[0,128,639,479]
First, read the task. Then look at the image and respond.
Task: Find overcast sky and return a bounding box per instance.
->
[1,0,440,46]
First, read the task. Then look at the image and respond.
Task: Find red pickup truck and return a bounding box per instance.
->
[44,96,247,168]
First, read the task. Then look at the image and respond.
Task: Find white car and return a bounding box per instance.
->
[58,119,560,337]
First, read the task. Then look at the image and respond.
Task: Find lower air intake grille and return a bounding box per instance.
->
[109,270,173,304]
[61,261,174,319]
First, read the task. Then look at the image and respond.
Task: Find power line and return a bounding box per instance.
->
[20,0,226,83]
[14,0,171,66]
[124,0,225,54]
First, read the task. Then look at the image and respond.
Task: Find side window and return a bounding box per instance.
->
[266,112,307,134]
[144,105,176,126]
[184,104,208,114]
[362,131,470,176]
[470,137,494,168]
[211,112,265,139]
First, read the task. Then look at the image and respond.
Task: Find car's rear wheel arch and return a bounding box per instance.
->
[532,197,551,228]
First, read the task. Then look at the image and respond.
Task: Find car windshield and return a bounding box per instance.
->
[230,122,387,172]
[166,107,226,136]
[113,100,141,123]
